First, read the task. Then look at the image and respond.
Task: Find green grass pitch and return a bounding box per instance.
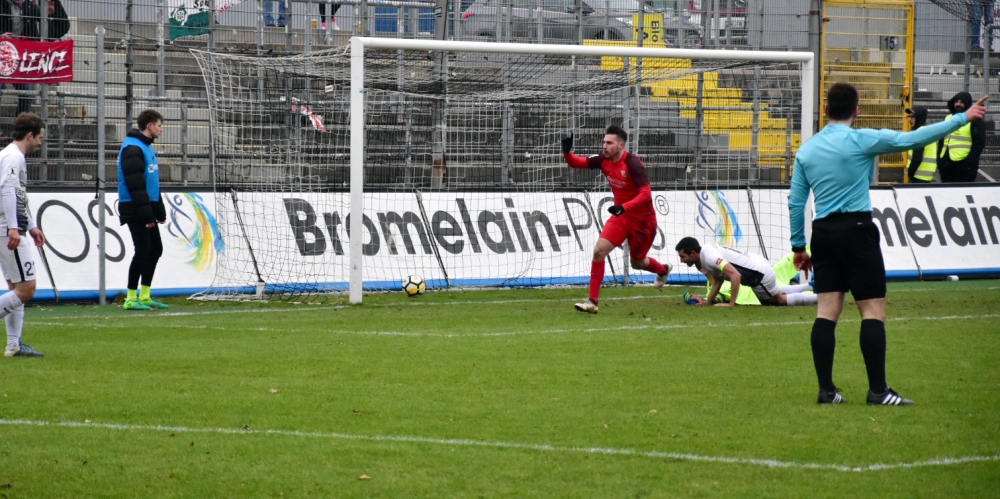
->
[1,280,998,498]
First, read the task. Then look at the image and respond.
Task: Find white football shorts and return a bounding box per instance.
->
[0,234,36,283]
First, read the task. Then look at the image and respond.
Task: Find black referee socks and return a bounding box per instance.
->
[811,318,838,393]
[860,319,888,394]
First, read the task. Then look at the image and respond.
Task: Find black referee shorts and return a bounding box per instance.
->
[810,212,887,300]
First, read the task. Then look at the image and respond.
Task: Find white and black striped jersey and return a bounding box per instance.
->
[0,142,33,232]
[698,243,772,286]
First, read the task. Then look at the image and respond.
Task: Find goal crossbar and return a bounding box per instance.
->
[348,37,816,303]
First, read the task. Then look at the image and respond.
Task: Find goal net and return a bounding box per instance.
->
[192,39,813,303]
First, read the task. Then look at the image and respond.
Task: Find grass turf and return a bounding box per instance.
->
[0,280,998,497]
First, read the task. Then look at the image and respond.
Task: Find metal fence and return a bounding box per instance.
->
[7,0,998,187]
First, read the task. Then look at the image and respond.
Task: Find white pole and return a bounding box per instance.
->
[354,37,814,63]
[349,37,365,304]
[801,55,816,247]
[96,26,107,306]
[800,55,815,142]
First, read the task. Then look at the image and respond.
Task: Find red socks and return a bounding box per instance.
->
[589,258,666,303]
[645,257,667,275]
[589,260,605,303]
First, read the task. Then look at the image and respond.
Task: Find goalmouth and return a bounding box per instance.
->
[193,37,814,304]
[347,37,815,303]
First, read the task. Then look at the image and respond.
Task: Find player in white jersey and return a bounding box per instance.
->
[0,113,47,357]
[674,237,817,307]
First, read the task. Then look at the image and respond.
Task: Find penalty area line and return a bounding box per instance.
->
[0,419,995,473]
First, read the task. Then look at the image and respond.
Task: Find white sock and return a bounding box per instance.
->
[786,292,818,306]
[5,304,23,350]
[0,290,23,318]
[781,283,813,294]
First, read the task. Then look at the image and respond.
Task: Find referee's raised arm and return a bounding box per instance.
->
[859,95,988,156]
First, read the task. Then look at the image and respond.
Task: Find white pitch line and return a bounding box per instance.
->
[0,419,995,473]
[29,314,1000,338]
[34,285,1000,321]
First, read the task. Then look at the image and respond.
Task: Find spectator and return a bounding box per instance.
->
[904,107,937,183]
[939,92,986,182]
[319,2,341,30]
[36,0,69,40]
[264,1,285,28]
[0,0,42,116]
[971,0,995,51]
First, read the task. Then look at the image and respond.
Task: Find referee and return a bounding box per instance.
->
[789,83,987,405]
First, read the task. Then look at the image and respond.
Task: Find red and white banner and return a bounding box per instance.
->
[0,38,74,84]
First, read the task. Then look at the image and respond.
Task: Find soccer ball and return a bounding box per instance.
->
[401,275,426,296]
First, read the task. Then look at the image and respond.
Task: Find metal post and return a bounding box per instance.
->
[622,241,630,286]
[157,0,166,97]
[285,0,293,53]
[397,5,405,39]
[724,0,732,46]
[536,3,542,43]
[349,37,365,303]
[181,103,189,185]
[38,0,48,181]
[430,2,447,188]
[361,0,369,36]
[576,0,583,44]
[258,0,265,99]
[694,73,704,174]
[125,0,134,130]
[209,0,216,53]
[808,0,821,133]
[751,65,760,180]
[710,0,718,48]
[985,26,993,101]
[96,26,107,306]
[57,95,65,181]
[634,7,644,155]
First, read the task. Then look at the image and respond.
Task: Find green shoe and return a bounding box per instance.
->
[123,299,152,311]
[141,298,170,309]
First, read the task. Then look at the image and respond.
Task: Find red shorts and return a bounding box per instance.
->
[599,214,658,260]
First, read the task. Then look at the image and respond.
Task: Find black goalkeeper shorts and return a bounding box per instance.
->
[810,212,887,301]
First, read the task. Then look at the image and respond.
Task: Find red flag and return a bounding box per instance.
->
[0,38,74,84]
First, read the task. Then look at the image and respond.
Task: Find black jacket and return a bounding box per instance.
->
[118,129,166,226]
[939,92,986,182]
[906,106,928,182]
[0,0,69,40]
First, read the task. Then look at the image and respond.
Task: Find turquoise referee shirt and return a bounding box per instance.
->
[788,113,970,250]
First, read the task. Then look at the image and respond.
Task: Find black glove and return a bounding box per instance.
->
[561,135,573,154]
[608,205,625,217]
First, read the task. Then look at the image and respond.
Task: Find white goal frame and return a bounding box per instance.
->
[348,37,816,304]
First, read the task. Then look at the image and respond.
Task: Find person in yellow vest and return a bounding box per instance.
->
[905,107,937,183]
[938,92,985,183]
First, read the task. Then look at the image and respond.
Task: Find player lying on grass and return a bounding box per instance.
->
[563,126,671,314]
[675,237,817,307]
[683,249,814,306]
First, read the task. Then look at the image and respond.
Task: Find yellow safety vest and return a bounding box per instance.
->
[907,140,937,182]
[941,113,972,161]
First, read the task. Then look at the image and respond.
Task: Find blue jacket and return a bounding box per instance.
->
[117,129,165,225]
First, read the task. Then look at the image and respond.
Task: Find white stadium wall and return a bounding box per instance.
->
[26,185,1000,301]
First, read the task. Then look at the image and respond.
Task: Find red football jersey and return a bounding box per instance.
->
[568,151,653,217]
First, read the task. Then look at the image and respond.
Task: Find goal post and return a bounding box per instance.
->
[347,37,815,303]
[192,37,815,304]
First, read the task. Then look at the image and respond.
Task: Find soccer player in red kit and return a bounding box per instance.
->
[563,126,672,313]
